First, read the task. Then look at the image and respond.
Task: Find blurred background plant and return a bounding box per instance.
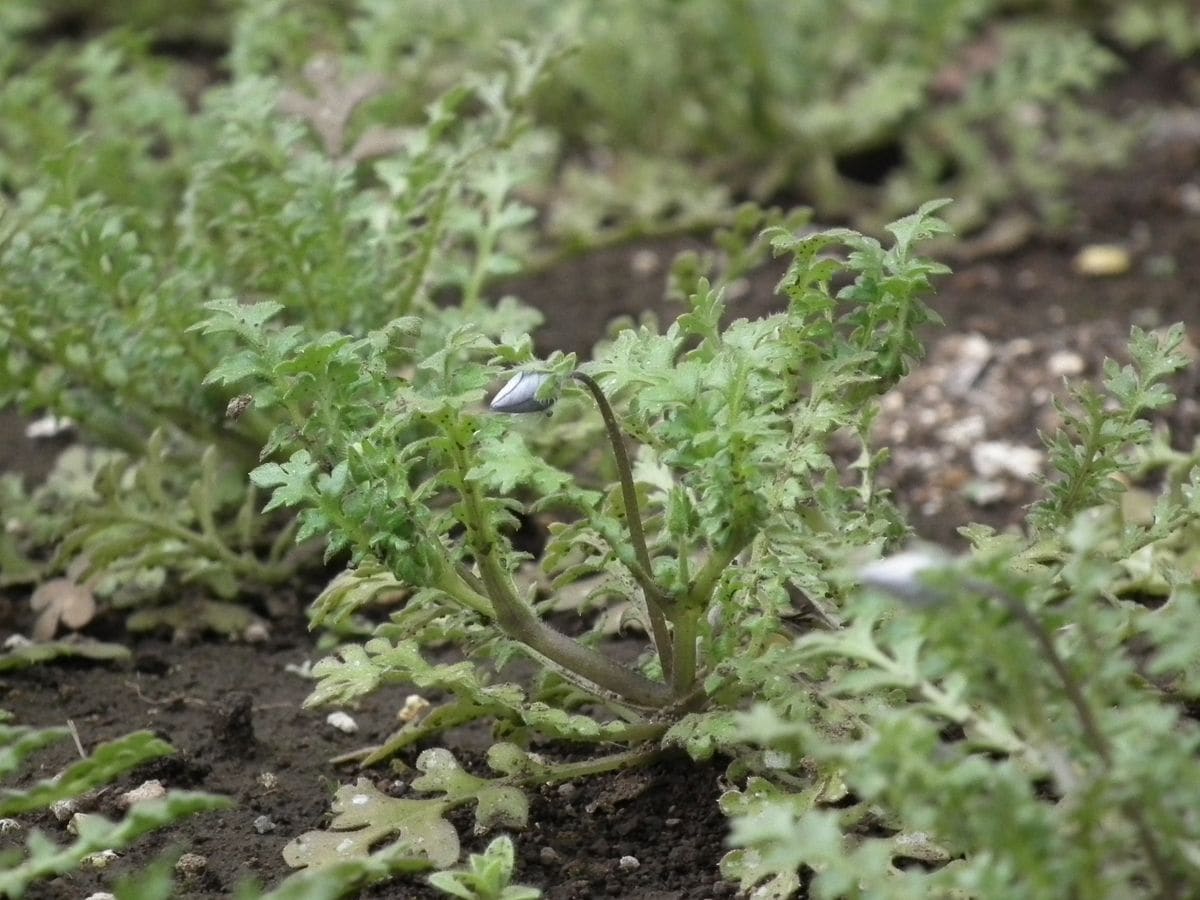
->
[5,0,1198,242]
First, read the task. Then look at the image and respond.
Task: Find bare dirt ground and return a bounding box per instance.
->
[2,52,1200,900]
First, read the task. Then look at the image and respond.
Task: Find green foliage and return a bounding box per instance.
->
[0,0,1181,252]
[1031,324,1190,531]
[221,0,1142,233]
[0,20,549,611]
[720,328,1200,897]
[0,639,131,672]
[283,749,528,872]
[219,205,949,888]
[0,721,229,897]
[428,835,541,900]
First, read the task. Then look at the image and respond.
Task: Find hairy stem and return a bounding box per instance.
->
[445,431,670,710]
[571,371,675,681]
[474,549,670,709]
[672,527,754,696]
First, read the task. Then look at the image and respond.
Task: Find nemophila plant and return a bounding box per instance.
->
[0,33,551,614]
[206,202,949,870]
[26,0,1192,234]
[721,326,1200,898]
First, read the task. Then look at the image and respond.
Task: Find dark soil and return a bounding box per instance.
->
[3,54,1200,900]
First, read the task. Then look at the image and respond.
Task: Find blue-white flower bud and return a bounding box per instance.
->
[859,547,954,608]
[490,371,555,414]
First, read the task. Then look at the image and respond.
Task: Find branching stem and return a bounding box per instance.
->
[671,527,753,695]
[443,431,671,710]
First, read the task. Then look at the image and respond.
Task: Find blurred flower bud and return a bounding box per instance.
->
[859,547,954,608]
[490,371,556,414]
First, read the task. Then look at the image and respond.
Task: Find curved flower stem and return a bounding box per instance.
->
[443,432,671,710]
[570,371,675,682]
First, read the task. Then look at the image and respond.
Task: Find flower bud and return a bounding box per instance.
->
[489,371,555,414]
[859,547,954,608]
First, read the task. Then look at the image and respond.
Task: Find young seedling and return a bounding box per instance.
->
[427,835,541,900]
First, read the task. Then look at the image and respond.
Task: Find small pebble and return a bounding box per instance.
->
[556,783,577,800]
[257,771,280,792]
[51,799,77,823]
[175,852,208,878]
[24,414,74,439]
[618,855,641,870]
[119,779,166,808]
[83,849,119,869]
[965,480,1009,507]
[1046,350,1085,377]
[253,814,277,834]
[3,634,31,650]
[971,441,1043,481]
[397,694,430,724]
[326,711,358,734]
[1073,244,1131,277]
[539,846,562,865]
[0,818,20,834]
[1178,182,1200,214]
[243,622,270,643]
[630,249,660,276]
[665,817,682,826]
[83,894,116,900]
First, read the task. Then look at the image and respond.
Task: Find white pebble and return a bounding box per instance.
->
[619,855,641,870]
[971,441,1044,481]
[0,818,20,834]
[326,711,358,734]
[51,799,77,823]
[24,415,74,439]
[83,849,119,869]
[243,622,270,643]
[253,815,276,834]
[1046,351,1085,377]
[119,779,166,808]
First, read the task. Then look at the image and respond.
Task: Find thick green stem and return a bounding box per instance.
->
[671,608,701,697]
[474,549,670,709]
[446,434,670,710]
[570,371,674,681]
[671,527,754,696]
